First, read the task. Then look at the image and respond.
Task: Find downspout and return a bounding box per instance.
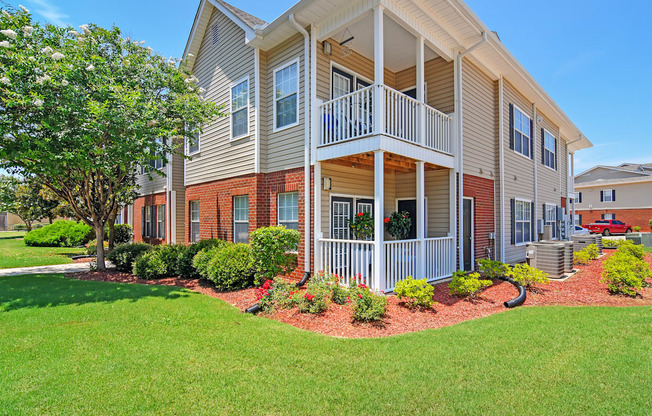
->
[289,14,311,286]
[533,104,538,241]
[498,75,505,262]
[254,47,261,174]
[456,31,487,269]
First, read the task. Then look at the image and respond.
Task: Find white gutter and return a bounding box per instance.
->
[498,75,505,262]
[289,14,311,277]
[533,103,538,242]
[455,31,487,269]
[254,47,261,173]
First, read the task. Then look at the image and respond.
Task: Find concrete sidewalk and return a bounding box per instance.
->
[0,262,107,277]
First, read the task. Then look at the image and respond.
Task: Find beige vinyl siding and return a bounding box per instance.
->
[461,60,496,181]
[136,170,166,196]
[394,170,451,237]
[576,181,652,210]
[186,7,256,185]
[263,33,305,173]
[171,152,185,242]
[536,112,564,220]
[503,80,535,263]
[394,57,454,114]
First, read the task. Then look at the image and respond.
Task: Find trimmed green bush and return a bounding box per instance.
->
[176,239,227,279]
[573,250,591,266]
[201,243,255,290]
[395,276,435,309]
[601,251,651,296]
[331,282,350,305]
[584,244,599,260]
[251,226,300,285]
[477,259,511,279]
[110,224,133,245]
[449,271,492,298]
[633,226,641,232]
[132,244,186,279]
[107,243,153,273]
[24,220,94,247]
[298,281,330,314]
[352,288,388,322]
[618,240,645,260]
[509,263,550,290]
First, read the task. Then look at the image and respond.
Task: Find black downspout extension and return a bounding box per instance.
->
[499,276,526,308]
[245,272,311,314]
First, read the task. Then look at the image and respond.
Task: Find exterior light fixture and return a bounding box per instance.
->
[322,41,332,56]
[322,177,332,190]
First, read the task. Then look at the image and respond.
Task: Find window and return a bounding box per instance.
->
[186,123,200,155]
[115,210,122,225]
[278,192,299,231]
[545,203,557,239]
[190,201,200,243]
[233,195,249,243]
[514,199,532,245]
[578,192,582,204]
[145,206,153,238]
[154,138,167,170]
[543,130,556,170]
[274,60,299,130]
[601,189,615,202]
[575,214,582,226]
[512,106,531,158]
[602,213,615,220]
[157,205,165,239]
[231,78,249,139]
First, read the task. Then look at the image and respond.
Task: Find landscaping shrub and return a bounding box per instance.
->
[573,250,591,266]
[106,242,153,273]
[331,282,350,305]
[509,263,550,290]
[202,243,255,290]
[448,271,492,298]
[255,279,300,313]
[603,239,622,248]
[395,276,435,309]
[298,281,330,314]
[111,224,133,245]
[633,226,641,232]
[24,220,93,247]
[250,226,300,286]
[177,239,227,279]
[132,244,186,280]
[618,240,645,260]
[85,239,108,255]
[13,224,27,231]
[352,287,388,322]
[649,219,652,231]
[477,259,511,280]
[585,244,600,260]
[601,252,651,296]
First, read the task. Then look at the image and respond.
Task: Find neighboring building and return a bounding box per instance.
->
[0,211,26,231]
[137,0,591,291]
[574,163,652,229]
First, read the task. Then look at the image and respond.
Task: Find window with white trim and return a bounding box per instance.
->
[186,123,200,155]
[233,195,249,243]
[543,130,556,170]
[515,199,532,244]
[157,205,165,239]
[145,206,153,238]
[545,203,557,239]
[602,213,615,220]
[190,201,200,243]
[278,192,299,231]
[602,189,615,202]
[274,60,298,130]
[231,78,249,139]
[513,107,531,157]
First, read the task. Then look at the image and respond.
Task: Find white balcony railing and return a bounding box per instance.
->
[318,236,455,292]
[319,84,452,154]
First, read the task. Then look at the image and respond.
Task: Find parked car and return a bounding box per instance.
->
[586,220,632,236]
[573,225,590,235]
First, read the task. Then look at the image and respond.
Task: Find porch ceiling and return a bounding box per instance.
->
[324,152,444,174]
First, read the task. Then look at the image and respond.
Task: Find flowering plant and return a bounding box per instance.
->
[348,211,374,240]
[386,211,412,240]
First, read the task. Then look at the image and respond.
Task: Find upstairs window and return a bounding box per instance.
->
[510,105,531,158]
[278,192,299,231]
[601,189,616,203]
[274,59,299,130]
[231,78,249,140]
[186,123,200,155]
[543,130,557,170]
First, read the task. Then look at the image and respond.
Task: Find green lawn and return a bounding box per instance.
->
[644,246,652,253]
[0,232,85,269]
[1,274,650,415]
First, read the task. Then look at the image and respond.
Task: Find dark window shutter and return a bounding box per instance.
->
[612,189,616,201]
[510,198,516,245]
[601,214,605,220]
[509,104,514,150]
[579,192,582,203]
[541,128,545,165]
[531,202,535,241]
[542,204,547,222]
[529,119,534,159]
[578,214,582,225]
[600,191,604,202]
[557,206,563,238]
[554,138,558,170]
[141,207,145,237]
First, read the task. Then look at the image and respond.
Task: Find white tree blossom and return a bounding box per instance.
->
[68,30,81,37]
[33,98,44,107]
[35,74,50,84]
[21,26,33,37]
[80,24,91,35]
[2,10,10,18]
[86,64,94,71]
[28,56,35,61]
[41,46,52,54]
[19,5,30,13]
[61,80,69,86]
[0,41,9,48]
[51,52,64,61]
[0,77,10,85]
[0,29,17,39]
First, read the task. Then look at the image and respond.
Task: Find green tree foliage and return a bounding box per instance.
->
[0,7,223,269]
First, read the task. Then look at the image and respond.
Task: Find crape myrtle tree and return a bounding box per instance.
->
[0,6,222,269]
[0,175,57,231]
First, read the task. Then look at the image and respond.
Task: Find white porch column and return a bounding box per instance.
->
[373,150,385,292]
[416,36,426,146]
[373,6,384,135]
[314,161,322,271]
[416,161,426,277]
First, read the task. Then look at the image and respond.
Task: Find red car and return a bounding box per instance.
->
[586,220,632,236]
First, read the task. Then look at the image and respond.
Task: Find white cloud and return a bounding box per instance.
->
[29,0,69,27]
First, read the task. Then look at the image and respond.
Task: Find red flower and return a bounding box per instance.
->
[384,217,390,224]
[262,280,273,290]
[304,293,315,301]
[358,283,368,289]
[357,212,364,217]
[346,296,351,303]
[357,293,363,298]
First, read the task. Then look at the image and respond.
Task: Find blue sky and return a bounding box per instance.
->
[8,0,652,174]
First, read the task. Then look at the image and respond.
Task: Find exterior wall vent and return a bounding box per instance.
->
[211,24,219,46]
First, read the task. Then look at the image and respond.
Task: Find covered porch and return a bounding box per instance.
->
[314,152,456,293]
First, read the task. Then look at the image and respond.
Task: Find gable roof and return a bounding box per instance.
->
[215,0,266,29]
[575,164,652,180]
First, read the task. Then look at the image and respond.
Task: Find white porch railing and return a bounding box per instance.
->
[384,239,420,290]
[319,84,452,155]
[319,238,375,288]
[424,236,456,281]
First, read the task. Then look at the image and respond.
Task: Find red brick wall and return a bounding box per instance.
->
[578,208,652,231]
[133,192,167,245]
[184,167,314,280]
[463,174,496,265]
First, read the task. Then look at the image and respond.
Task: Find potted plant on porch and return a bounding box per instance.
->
[348,211,375,281]
[386,211,412,241]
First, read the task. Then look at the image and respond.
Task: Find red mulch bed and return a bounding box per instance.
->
[66,251,652,338]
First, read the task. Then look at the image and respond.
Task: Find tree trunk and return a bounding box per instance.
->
[49,216,54,224]
[95,225,106,271]
[25,221,32,232]
[108,219,116,251]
